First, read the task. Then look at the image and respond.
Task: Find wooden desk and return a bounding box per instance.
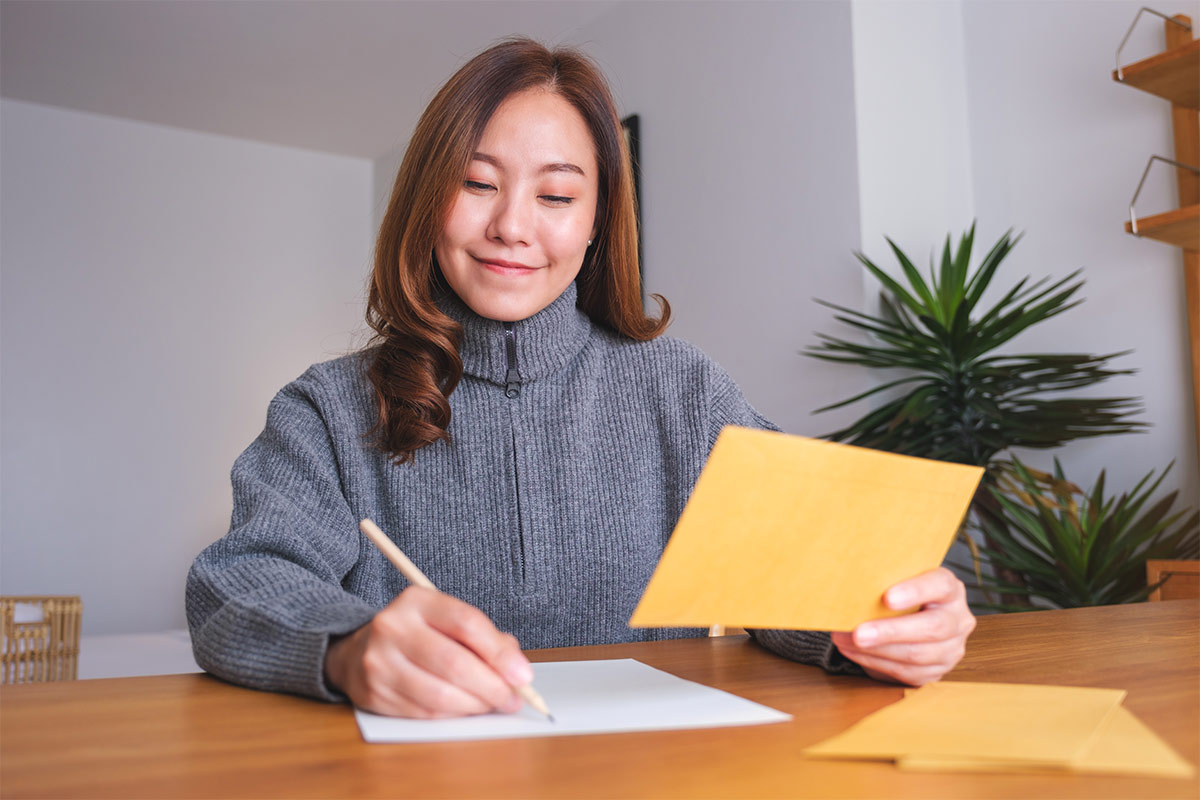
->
[2,601,1196,799]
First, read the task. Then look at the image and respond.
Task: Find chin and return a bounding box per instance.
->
[462,283,570,322]
[463,296,545,323]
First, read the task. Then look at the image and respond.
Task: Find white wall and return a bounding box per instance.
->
[850,0,983,596]
[852,0,975,259]
[1,100,373,634]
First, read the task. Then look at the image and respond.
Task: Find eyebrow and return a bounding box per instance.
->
[471,152,586,177]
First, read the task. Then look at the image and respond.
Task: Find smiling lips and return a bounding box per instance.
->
[476,256,541,276]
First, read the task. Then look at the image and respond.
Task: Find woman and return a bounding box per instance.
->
[186,38,974,719]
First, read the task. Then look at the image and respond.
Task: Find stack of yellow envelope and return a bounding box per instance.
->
[804,681,1195,778]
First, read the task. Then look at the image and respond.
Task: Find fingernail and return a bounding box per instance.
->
[503,656,533,686]
[887,587,914,609]
[856,625,878,647]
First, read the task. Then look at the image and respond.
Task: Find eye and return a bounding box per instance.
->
[540,195,574,206]
[464,180,495,192]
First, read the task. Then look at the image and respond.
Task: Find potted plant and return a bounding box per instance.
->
[807,224,1155,606]
[967,458,1198,610]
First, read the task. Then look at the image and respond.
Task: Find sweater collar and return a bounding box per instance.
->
[439,282,593,386]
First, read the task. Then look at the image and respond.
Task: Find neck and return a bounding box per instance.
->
[439,283,592,386]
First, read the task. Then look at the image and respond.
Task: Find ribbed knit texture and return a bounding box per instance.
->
[186,283,858,701]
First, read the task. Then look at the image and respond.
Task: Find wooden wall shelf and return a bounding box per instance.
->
[1114,11,1199,467]
[1113,37,1200,108]
[1125,204,1200,248]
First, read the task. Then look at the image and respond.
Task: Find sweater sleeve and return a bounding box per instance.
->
[185,373,377,701]
[705,375,866,677]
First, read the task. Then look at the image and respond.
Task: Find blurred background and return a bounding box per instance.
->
[2,0,1195,636]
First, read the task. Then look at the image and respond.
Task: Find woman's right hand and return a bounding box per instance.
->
[324,586,533,718]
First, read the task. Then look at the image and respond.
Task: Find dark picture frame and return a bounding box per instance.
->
[620,114,644,286]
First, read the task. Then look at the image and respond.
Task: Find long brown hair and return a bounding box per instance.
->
[367,37,669,464]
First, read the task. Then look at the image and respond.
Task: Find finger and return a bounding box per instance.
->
[835,620,968,685]
[360,676,491,720]
[364,590,522,716]
[399,592,526,710]
[355,627,498,717]
[839,648,951,687]
[332,636,435,718]
[837,635,966,669]
[852,604,974,648]
[351,673,440,718]
[833,632,961,684]
[403,627,523,714]
[883,567,964,611]
[389,648,506,717]
[422,594,533,689]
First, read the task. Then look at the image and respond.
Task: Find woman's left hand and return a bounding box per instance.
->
[830,567,975,686]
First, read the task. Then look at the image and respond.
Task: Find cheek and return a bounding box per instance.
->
[440,195,484,247]
[541,213,593,257]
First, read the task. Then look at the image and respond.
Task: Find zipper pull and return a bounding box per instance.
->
[503,322,522,398]
[505,368,521,398]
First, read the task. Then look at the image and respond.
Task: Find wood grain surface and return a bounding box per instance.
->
[1,600,1196,799]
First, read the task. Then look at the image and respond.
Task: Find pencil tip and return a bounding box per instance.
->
[547,714,556,723]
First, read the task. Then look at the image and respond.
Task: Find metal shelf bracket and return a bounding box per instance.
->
[1116,7,1192,81]
[1128,154,1200,235]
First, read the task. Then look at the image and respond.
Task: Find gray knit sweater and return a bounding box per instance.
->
[186,283,855,701]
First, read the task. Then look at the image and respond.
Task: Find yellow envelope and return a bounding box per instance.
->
[804,681,1126,766]
[629,427,983,631]
[1071,704,1195,778]
[895,706,1195,779]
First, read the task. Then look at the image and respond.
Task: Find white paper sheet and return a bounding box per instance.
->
[354,658,791,743]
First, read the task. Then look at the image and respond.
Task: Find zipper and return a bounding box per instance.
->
[503,321,525,581]
[511,425,526,582]
[503,322,522,398]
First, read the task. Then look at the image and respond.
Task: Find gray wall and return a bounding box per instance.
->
[962,0,1198,502]
[1,100,372,633]
[574,1,868,437]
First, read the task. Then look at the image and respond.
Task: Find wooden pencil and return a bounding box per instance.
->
[357,518,555,721]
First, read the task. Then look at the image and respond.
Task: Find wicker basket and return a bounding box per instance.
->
[1,596,82,684]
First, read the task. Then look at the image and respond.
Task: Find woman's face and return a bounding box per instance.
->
[436,88,599,322]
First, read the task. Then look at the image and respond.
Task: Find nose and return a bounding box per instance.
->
[487,191,534,246]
